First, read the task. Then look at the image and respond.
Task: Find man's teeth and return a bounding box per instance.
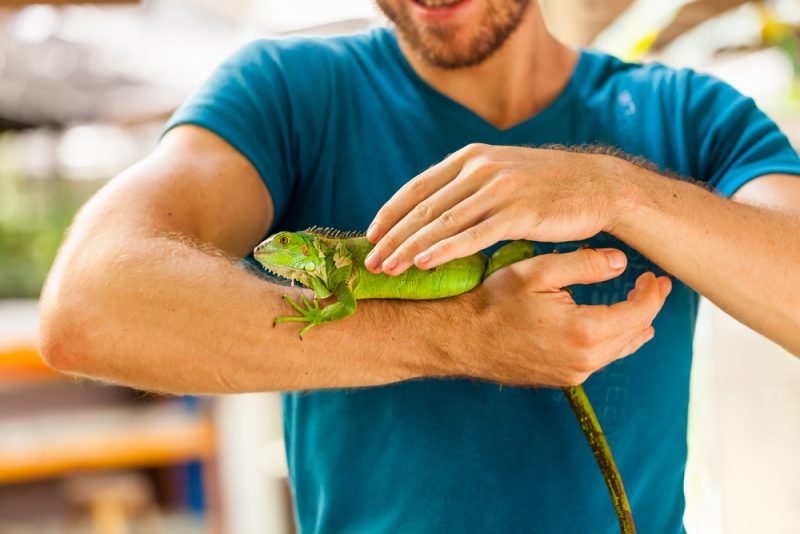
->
[415,0,462,8]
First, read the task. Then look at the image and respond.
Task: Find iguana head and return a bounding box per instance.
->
[253,231,326,285]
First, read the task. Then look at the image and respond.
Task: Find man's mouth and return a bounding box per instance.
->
[412,0,466,8]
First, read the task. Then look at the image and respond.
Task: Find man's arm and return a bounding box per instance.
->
[39,127,668,394]
[609,165,800,355]
[39,126,450,393]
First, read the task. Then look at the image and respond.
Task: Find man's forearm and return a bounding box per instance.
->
[605,157,800,355]
[40,229,463,394]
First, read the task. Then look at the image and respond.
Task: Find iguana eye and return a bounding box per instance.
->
[278,236,290,245]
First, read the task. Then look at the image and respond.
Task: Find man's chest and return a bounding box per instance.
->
[280,109,632,233]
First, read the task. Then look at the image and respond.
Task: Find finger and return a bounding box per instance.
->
[611,272,665,326]
[613,326,656,361]
[366,174,482,274]
[657,275,673,301]
[381,192,496,275]
[282,294,306,314]
[514,248,628,290]
[366,149,469,245]
[574,273,670,363]
[404,216,508,271]
[581,273,667,357]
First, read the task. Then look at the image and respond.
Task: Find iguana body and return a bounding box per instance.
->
[254,227,636,534]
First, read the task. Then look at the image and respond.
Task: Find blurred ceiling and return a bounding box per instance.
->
[1,0,136,6]
[0,0,797,131]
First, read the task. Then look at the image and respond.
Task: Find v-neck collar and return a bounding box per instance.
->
[379,27,588,138]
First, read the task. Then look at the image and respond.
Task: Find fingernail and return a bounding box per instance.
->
[383,255,398,272]
[366,224,380,242]
[660,277,673,296]
[365,251,379,270]
[415,251,431,266]
[604,250,626,269]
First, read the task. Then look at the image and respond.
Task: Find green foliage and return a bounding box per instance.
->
[0,135,104,298]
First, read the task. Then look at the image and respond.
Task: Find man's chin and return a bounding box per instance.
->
[380,0,532,70]
[405,30,506,69]
[416,48,493,70]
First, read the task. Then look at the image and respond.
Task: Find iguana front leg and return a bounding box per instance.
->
[274,285,357,338]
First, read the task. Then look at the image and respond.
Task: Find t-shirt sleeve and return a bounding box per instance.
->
[684,71,800,197]
[161,40,295,224]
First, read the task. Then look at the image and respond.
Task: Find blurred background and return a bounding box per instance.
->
[0,0,799,532]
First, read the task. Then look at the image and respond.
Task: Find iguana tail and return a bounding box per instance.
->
[485,241,636,533]
[562,385,636,534]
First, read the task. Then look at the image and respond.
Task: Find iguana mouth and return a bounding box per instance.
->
[253,240,273,258]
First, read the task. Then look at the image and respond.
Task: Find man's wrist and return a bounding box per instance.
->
[416,290,485,380]
[595,153,656,238]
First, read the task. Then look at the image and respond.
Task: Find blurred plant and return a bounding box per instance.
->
[760,4,800,98]
[0,134,103,299]
[592,0,800,108]
[597,2,799,70]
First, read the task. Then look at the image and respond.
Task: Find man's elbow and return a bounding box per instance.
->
[38,271,100,375]
[39,302,94,375]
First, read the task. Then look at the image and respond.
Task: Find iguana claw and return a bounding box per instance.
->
[274,294,323,338]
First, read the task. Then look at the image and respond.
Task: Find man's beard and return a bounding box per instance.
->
[375,0,532,69]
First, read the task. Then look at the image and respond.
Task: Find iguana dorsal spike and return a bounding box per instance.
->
[303,226,366,239]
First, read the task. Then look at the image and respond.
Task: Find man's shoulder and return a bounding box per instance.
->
[233,27,390,72]
[579,48,738,108]
[219,27,393,105]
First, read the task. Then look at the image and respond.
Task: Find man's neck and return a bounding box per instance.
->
[397,8,578,130]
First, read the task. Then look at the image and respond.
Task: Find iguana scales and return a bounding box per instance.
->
[254,227,636,534]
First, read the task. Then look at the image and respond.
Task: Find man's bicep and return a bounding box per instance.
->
[95,124,275,257]
[732,173,800,213]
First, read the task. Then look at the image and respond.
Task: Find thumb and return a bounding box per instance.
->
[516,248,628,291]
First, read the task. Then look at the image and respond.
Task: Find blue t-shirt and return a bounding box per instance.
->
[164,27,800,533]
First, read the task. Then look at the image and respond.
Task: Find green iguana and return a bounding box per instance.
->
[253,227,636,534]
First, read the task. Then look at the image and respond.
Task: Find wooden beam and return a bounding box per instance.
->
[543,0,636,46]
[651,0,751,51]
[0,0,137,7]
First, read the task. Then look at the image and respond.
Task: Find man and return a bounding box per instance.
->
[40,0,800,532]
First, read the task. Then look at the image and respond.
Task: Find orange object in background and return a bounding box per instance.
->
[0,401,215,485]
[0,344,61,385]
[0,341,215,486]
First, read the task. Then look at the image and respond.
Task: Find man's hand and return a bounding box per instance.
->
[364,143,623,275]
[447,247,671,386]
